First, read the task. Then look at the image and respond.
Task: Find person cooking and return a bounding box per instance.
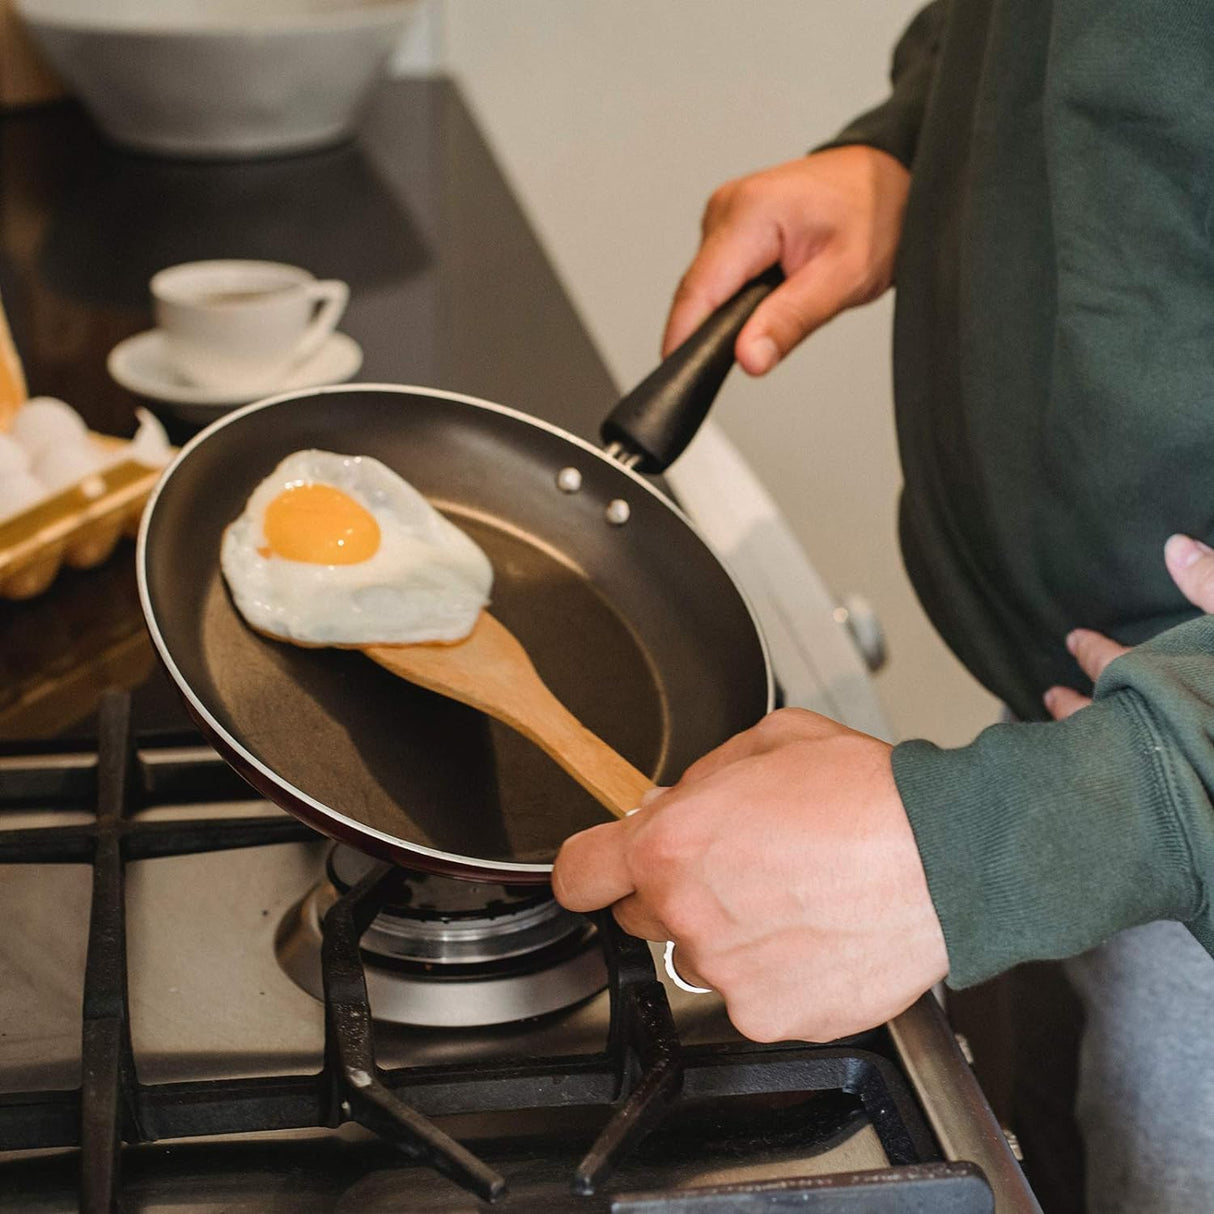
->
[550,2,1214,1211]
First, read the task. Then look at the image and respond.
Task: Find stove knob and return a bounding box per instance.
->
[833,594,887,673]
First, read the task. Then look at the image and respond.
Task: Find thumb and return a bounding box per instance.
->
[1164,534,1214,613]
[734,252,855,375]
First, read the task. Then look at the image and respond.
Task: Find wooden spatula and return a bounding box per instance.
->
[364,612,655,820]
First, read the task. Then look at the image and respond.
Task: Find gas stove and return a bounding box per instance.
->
[0,691,1039,1212]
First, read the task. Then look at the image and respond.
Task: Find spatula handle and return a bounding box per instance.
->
[364,615,656,822]
[509,694,656,820]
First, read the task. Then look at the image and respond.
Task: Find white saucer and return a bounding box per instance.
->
[107,329,364,417]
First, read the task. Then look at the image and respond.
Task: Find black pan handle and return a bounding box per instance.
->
[600,264,785,473]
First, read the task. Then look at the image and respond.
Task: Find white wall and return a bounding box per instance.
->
[428,1,1000,747]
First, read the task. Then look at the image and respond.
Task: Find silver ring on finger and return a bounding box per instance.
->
[663,940,712,994]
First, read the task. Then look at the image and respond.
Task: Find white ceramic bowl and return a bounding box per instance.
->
[16,0,416,159]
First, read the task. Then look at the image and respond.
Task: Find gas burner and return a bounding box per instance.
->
[276,846,607,1027]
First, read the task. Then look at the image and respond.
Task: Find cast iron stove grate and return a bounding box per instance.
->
[0,692,994,1212]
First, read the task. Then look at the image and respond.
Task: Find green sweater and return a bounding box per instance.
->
[831,0,1214,986]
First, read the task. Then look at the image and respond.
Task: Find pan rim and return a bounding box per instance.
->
[136,381,775,878]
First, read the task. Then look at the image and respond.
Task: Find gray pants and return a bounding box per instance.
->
[1065,922,1214,1213]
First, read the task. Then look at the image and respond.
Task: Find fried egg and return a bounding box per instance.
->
[220,450,492,645]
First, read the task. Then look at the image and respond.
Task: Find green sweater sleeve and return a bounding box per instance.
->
[816,1,951,168]
[892,614,1214,988]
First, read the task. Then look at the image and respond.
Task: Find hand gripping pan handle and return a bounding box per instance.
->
[600,264,784,473]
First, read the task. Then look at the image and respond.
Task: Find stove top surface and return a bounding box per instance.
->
[0,695,1002,1213]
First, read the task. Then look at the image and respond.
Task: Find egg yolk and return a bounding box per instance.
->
[260,483,380,565]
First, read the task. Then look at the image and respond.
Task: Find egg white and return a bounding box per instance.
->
[220,450,493,645]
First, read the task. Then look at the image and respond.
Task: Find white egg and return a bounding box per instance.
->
[34,436,107,495]
[0,434,31,478]
[220,450,493,646]
[11,397,88,459]
[0,472,48,523]
[124,408,173,468]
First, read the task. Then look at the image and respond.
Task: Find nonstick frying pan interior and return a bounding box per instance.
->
[140,385,771,881]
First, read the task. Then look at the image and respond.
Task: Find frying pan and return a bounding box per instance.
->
[137,269,782,883]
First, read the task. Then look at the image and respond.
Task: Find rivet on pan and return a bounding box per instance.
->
[605,499,631,526]
[556,467,583,493]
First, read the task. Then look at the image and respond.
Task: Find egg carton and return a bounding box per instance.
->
[0,434,164,599]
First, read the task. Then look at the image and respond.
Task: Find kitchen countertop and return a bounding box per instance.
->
[0,77,620,742]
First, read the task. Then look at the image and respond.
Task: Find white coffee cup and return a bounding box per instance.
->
[150,260,349,393]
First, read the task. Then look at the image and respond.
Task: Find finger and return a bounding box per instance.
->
[551,820,634,912]
[677,708,835,789]
[1165,534,1214,612]
[662,225,781,357]
[1043,685,1092,721]
[1066,628,1129,683]
[733,253,855,375]
[676,719,785,789]
[677,732,763,789]
[611,893,669,942]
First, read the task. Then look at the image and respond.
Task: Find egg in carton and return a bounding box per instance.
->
[0,399,173,600]
[0,290,174,598]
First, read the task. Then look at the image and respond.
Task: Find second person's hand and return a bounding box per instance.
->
[1045,534,1214,719]
[662,146,911,375]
